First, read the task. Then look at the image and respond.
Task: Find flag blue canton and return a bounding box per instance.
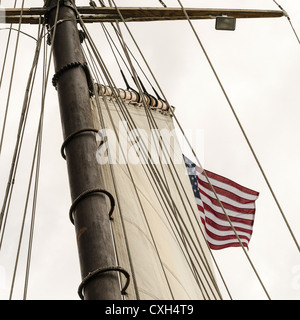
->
[183,155,201,201]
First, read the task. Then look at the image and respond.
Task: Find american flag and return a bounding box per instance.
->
[184,155,259,250]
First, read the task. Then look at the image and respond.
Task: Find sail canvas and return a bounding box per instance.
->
[91,85,220,300]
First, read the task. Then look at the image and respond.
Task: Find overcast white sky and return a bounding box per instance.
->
[0,0,299,300]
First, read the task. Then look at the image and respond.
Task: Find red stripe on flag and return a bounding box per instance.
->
[185,156,259,250]
[199,187,256,218]
[198,178,257,205]
[201,169,259,197]
[204,216,253,235]
[204,227,251,242]
[207,242,249,250]
[202,202,254,227]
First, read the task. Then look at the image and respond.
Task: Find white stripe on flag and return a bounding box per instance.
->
[184,155,259,250]
[198,174,258,201]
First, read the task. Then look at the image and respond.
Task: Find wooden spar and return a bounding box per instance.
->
[1,7,285,24]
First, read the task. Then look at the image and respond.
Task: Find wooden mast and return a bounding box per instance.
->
[43,0,121,300]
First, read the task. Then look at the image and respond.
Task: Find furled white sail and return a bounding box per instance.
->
[91,85,220,300]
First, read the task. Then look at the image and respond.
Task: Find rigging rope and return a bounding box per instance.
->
[179,0,275,299]
[176,0,300,256]
[7,1,61,299]
[72,0,148,300]
[71,0,223,299]
[86,0,220,298]
[106,0,233,300]
[100,19,158,98]
[114,21,221,298]
[0,0,37,238]
[88,32,176,303]
[115,20,219,298]
[159,0,167,8]
[74,1,220,298]
[107,0,277,300]
[0,0,227,300]
[23,23,49,301]
[0,0,25,157]
[9,23,44,299]
[84,42,220,298]
[4,0,296,300]
[81,45,138,299]
[22,2,61,300]
[0,28,37,41]
[96,86,217,299]
[0,0,17,90]
[78,0,224,298]
[272,0,300,46]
